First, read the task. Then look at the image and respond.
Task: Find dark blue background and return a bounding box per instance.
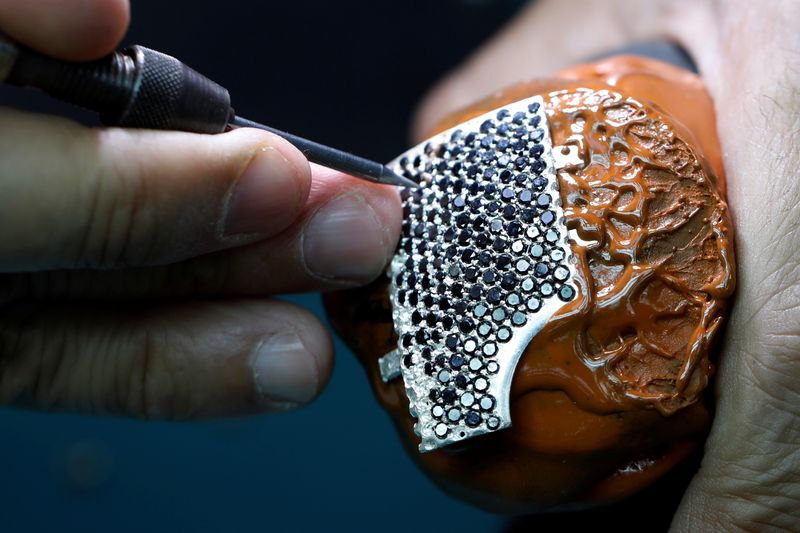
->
[0,1,696,531]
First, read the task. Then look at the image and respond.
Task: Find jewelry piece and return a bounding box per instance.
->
[381,96,579,452]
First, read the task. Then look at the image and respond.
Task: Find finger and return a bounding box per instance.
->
[2,165,402,300]
[412,0,676,140]
[0,109,312,272]
[0,0,130,60]
[0,298,333,418]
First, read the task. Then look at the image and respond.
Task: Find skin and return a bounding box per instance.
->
[414,0,800,529]
[0,0,401,417]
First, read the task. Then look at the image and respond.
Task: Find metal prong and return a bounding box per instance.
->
[378,349,403,383]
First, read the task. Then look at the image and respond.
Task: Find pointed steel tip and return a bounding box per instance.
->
[383,168,421,189]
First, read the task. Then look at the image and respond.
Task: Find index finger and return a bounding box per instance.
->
[0,0,130,60]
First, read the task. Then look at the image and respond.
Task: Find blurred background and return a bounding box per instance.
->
[0,1,696,531]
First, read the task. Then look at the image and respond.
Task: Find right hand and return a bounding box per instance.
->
[0,0,401,419]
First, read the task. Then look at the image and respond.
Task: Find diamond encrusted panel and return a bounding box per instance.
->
[387,96,579,452]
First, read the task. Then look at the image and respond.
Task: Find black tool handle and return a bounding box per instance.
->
[5,43,232,134]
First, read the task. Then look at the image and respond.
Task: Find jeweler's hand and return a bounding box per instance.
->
[414,0,800,528]
[0,0,400,417]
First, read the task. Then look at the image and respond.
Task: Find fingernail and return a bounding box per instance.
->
[251,333,319,406]
[302,194,390,282]
[224,147,299,237]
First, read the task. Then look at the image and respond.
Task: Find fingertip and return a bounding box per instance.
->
[220,128,312,238]
[250,302,334,408]
[300,168,402,284]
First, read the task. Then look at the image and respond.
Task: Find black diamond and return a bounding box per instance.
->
[454,300,468,314]
[507,221,522,236]
[455,374,469,388]
[534,262,549,277]
[482,270,497,284]
[496,254,512,269]
[415,329,429,343]
[458,229,473,245]
[442,315,454,329]
[480,119,494,133]
[450,355,465,369]
[411,310,423,325]
[475,232,490,248]
[472,215,487,230]
[459,318,475,333]
[465,411,482,427]
[502,204,517,219]
[532,159,546,173]
[442,388,457,403]
[478,251,493,266]
[492,237,507,252]
[461,248,476,262]
[445,335,459,350]
[486,287,502,303]
[468,284,483,300]
[501,273,518,290]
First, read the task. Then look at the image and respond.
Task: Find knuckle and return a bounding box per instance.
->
[124,327,195,420]
[78,140,159,269]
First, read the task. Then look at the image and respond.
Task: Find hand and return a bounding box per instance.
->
[0,0,400,419]
[415,0,799,528]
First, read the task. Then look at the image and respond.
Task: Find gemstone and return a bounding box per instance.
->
[511,311,527,326]
[459,318,475,333]
[559,285,576,301]
[537,193,551,208]
[479,396,495,411]
[438,369,451,383]
[474,377,489,391]
[435,423,448,438]
[442,388,457,403]
[534,262,549,277]
[496,327,511,342]
[554,266,570,281]
[460,392,475,407]
[486,287,502,303]
[491,308,507,322]
[496,254,512,269]
[450,355,465,369]
[469,358,483,371]
[541,283,554,296]
[445,335,459,350]
[473,303,488,318]
[482,342,497,356]
[465,411,482,427]
[501,273,518,290]
[455,374,469,388]
[464,338,478,352]
[447,408,462,422]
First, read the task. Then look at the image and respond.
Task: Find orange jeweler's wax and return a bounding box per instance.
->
[324,56,735,513]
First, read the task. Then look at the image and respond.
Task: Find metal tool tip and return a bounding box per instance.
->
[383,168,421,189]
